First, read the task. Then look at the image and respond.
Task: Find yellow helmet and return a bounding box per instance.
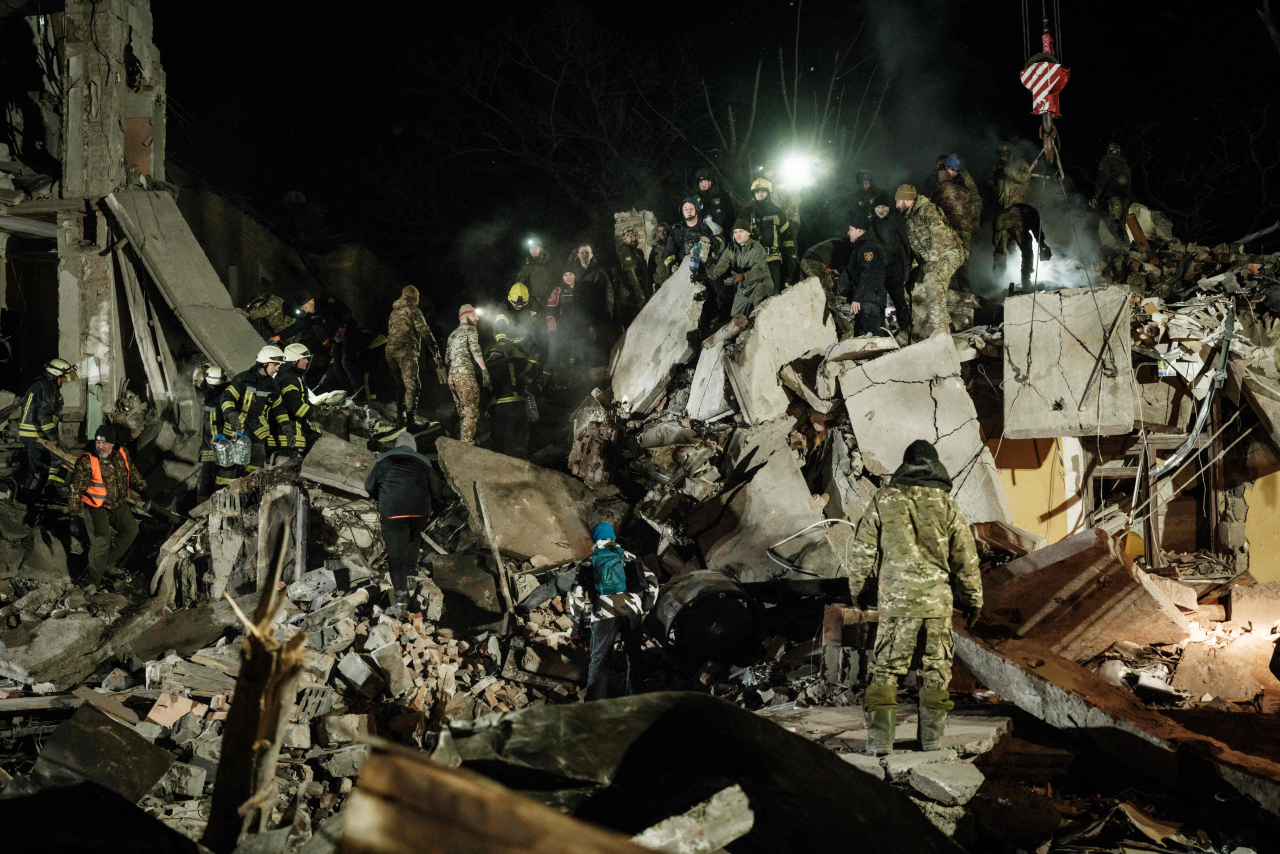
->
[750,178,773,193]
[507,282,529,309]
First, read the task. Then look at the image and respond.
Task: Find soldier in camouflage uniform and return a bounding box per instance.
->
[614,227,651,321]
[385,285,441,430]
[896,185,965,340]
[237,294,295,340]
[1090,143,1133,239]
[846,439,982,755]
[932,158,981,294]
[444,305,489,444]
[990,142,1052,289]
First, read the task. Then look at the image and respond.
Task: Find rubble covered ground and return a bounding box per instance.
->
[5,2,1280,854]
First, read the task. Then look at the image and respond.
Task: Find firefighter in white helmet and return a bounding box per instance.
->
[19,358,77,514]
[273,343,322,459]
[219,346,286,474]
[193,363,232,499]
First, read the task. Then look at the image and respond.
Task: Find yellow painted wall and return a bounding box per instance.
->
[989,438,1074,546]
[1246,470,1280,582]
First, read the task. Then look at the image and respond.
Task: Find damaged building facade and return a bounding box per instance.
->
[2,2,1280,853]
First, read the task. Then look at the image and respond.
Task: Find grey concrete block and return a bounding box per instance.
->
[883,749,957,782]
[315,745,369,778]
[837,752,886,780]
[908,760,985,806]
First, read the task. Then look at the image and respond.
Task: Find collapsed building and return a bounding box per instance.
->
[3,2,1280,853]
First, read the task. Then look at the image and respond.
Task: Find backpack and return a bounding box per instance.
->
[591,544,628,596]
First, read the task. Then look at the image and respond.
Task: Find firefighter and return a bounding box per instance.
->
[615,226,652,313]
[486,337,535,459]
[692,167,735,232]
[67,423,146,591]
[385,285,441,430]
[742,178,794,291]
[663,199,723,275]
[274,343,323,460]
[194,363,234,500]
[219,345,287,474]
[760,160,802,273]
[897,184,964,340]
[19,358,75,508]
[705,218,774,320]
[516,236,557,311]
[493,282,543,361]
[838,212,890,337]
[444,305,489,444]
[1091,143,1133,236]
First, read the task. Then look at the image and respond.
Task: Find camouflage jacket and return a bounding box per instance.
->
[68,446,146,512]
[243,295,292,334]
[707,238,772,289]
[933,174,979,237]
[991,156,1033,209]
[846,474,981,619]
[386,296,438,359]
[445,322,483,371]
[615,241,652,295]
[904,195,963,264]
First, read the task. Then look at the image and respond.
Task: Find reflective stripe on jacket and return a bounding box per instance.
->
[80,448,130,508]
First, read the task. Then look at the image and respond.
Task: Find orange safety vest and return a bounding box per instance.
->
[80,448,130,508]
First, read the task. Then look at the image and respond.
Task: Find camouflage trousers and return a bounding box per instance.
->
[448,367,480,443]
[912,248,965,340]
[800,258,855,338]
[951,231,973,294]
[1107,195,1132,227]
[868,615,954,691]
[386,346,420,417]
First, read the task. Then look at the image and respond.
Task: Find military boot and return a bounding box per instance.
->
[918,687,954,752]
[864,682,899,756]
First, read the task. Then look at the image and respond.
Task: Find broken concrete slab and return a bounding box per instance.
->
[435,437,625,565]
[838,752,887,780]
[971,521,1046,558]
[0,612,107,689]
[337,653,385,699]
[839,333,1012,525]
[982,528,1189,661]
[760,705,1011,757]
[908,761,985,806]
[26,705,174,803]
[302,433,378,497]
[686,340,729,420]
[630,783,754,853]
[721,417,797,476]
[685,450,844,584]
[884,749,958,782]
[725,278,837,424]
[316,745,369,778]
[816,336,900,399]
[611,259,703,414]
[105,190,263,374]
[318,714,370,747]
[1002,285,1136,439]
[954,628,1280,817]
[371,643,414,698]
[1171,635,1280,701]
[1229,582,1280,630]
[163,762,207,799]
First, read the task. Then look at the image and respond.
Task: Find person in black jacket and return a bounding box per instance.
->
[485,338,535,459]
[870,199,914,341]
[363,432,441,617]
[664,198,723,274]
[839,213,890,337]
[693,167,734,232]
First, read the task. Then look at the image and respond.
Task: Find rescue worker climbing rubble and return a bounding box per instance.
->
[19,358,75,511]
[845,439,982,757]
[493,282,544,365]
[897,184,964,339]
[237,293,296,340]
[273,343,322,460]
[1091,143,1133,238]
[364,431,440,619]
[194,363,233,500]
[838,212,890,338]
[67,423,146,592]
[664,199,722,275]
[705,218,773,321]
[385,285,440,431]
[931,156,981,294]
[485,337,535,459]
[989,141,1052,289]
[219,345,286,474]
[444,305,488,444]
[871,198,914,343]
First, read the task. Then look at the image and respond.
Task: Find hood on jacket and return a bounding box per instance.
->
[890,439,952,491]
[392,295,416,311]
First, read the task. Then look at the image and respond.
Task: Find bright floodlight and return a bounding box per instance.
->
[781,153,813,187]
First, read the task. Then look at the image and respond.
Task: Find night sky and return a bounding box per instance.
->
[156,1,1279,298]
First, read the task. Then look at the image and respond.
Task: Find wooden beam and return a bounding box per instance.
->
[474,481,515,624]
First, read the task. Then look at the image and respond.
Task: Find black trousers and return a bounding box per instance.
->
[490,400,529,459]
[586,614,645,702]
[326,329,366,394]
[22,438,51,493]
[381,515,427,596]
[854,301,890,337]
[885,276,911,336]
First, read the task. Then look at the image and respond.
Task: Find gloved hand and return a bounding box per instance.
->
[1088,197,1099,210]
[962,604,983,629]
[225,412,243,433]
[481,370,492,391]
[235,307,250,318]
